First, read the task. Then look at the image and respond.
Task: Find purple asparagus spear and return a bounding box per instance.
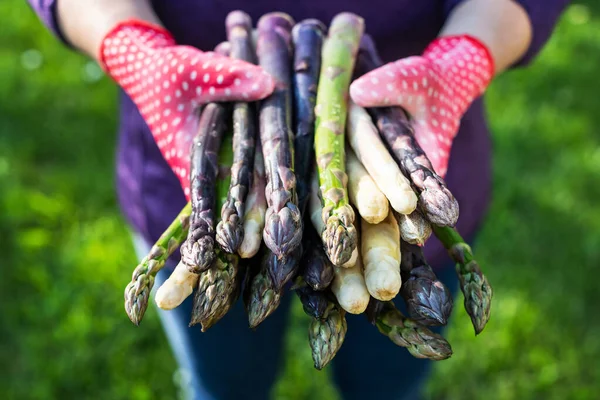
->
[256,13,303,259]
[354,35,459,227]
[292,19,326,216]
[216,11,258,253]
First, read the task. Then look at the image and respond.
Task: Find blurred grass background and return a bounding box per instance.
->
[1,1,599,399]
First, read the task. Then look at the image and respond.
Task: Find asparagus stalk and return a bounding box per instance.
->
[361,211,402,301]
[314,13,364,266]
[124,203,192,325]
[216,11,258,253]
[354,36,459,227]
[190,131,243,331]
[301,223,335,291]
[244,247,282,328]
[433,226,492,334]
[180,103,228,272]
[294,278,330,319]
[400,240,453,326]
[346,101,417,215]
[346,145,389,224]
[309,301,347,370]
[238,142,266,258]
[309,171,357,268]
[256,13,303,258]
[292,19,326,217]
[397,210,432,246]
[367,300,452,361]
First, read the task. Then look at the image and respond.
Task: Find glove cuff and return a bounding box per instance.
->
[99,19,176,72]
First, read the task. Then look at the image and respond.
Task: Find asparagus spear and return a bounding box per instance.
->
[354,36,459,227]
[180,103,228,272]
[267,243,303,292]
[190,131,243,331]
[433,226,492,334]
[331,238,370,314]
[301,223,335,291]
[397,210,432,246]
[216,11,258,253]
[124,203,192,325]
[256,13,303,258]
[309,301,347,370]
[309,171,358,268]
[245,247,282,328]
[346,145,389,224]
[367,300,453,361]
[294,278,330,319]
[400,240,453,326]
[346,101,417,215]
[361,211,402,301]
[292,19,326,216]
[238,142,266,259]
[314,13,364,267]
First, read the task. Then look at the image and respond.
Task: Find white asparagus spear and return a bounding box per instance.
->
[155,261,198,310]
[361,211,402,301]
[346,146,389,224]
[346,101,417,215]
[398,210,432,246]
[238,143,267,258]
[309,170,358,268]
[331,247,370,314]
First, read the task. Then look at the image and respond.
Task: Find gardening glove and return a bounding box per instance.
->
[350,35,494,178]
[99,20,274,199]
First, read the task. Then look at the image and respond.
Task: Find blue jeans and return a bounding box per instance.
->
[132,234,462,400]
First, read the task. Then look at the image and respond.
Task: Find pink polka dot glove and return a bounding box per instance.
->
[99,20,275,199]
[350,35,494,178]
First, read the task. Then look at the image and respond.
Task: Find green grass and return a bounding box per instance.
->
[2,2,599,399]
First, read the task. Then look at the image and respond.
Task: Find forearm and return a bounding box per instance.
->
[57,0,162,60]
[440,0,532,73]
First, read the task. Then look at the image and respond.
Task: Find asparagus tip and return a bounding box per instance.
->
[419,184,460,227]
[263,206,303,258]
[216,216,244,254]
[124,276,152,326]
[180,236,215,273]
[322,215,357,266]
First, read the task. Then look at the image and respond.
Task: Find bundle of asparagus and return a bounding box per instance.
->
[123,9,493,371]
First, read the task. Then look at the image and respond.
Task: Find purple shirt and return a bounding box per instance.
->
[29,0,569,268]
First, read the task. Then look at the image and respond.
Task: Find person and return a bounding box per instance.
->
[28,0,569,399]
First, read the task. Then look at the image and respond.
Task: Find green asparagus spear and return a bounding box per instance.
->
[368,300,452,361]
[309,301,347,370]
[124,203,191,325]
[314,13,364,266]
[256,13,303,258]
[433,226,492,335]
[216,11,258,253]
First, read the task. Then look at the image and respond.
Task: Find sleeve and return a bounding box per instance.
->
[444,0,571,67]
[27,0,69,44]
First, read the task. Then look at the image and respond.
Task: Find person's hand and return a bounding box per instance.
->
[350,35,494,177]
[99,20,274,199]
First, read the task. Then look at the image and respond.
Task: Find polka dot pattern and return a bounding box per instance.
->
[99,20,275,199]
[350,35,493,178]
